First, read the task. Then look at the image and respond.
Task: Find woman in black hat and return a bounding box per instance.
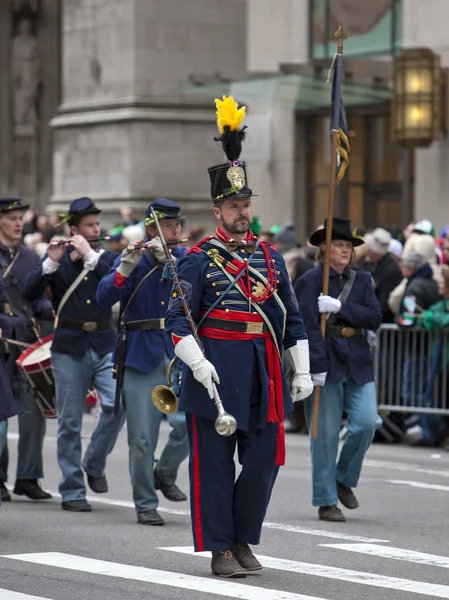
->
[294,217,382,522]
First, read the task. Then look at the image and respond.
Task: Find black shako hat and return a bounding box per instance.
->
[0,197,29,212]
[309,217,364,247]
[208,96,257,203]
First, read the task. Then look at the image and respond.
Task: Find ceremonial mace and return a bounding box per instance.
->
[150,207,237,436]
[311,25,347,439]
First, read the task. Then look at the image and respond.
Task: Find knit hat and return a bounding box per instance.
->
[414,219,435,237]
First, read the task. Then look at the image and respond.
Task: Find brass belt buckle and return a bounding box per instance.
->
[83,321,98,332]
[341,327,355,338]
[245,321,263,334]
[4,302,13,316]
[159,318,165,329]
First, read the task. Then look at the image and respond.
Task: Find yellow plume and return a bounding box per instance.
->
[215,96,246,134]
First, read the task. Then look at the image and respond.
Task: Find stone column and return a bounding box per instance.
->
[52,0,248,230]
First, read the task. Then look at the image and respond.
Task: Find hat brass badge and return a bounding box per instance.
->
[226,165,245,190]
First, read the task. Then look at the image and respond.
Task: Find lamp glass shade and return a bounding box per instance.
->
[392,48,441,147]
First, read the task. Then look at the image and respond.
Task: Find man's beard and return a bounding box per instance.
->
[221,216,250,236]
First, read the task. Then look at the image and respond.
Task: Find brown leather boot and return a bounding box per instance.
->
[318,505,346,522]
[211,550,247,578]
[336,481,359,510]
[233,541,262,571]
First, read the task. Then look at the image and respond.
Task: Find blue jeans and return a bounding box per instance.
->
[51,349,126,502]
[304,378,382,507]
[123,355,189,513]
[0,420,6,506]
[0,348,46,482]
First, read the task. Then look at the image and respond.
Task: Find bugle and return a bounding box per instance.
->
[150,207,237,436]
[151,358,179,415]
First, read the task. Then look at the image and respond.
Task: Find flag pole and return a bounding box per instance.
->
[311,25,347,439]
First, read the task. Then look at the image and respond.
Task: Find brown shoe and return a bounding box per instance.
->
[336,481,359,510]
[233,541,262,571]
[211,550,247,578]
[318,505,346,522]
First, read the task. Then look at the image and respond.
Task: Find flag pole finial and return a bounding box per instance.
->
[335,24,347,54]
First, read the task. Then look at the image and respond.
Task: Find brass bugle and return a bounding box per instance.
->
[49,236,111,246]
[132,238,188,251]
[151,358,179,415]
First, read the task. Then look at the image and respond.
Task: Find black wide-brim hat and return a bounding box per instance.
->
[309,217,364,247]
[208,161,257,203]
[0,197,29,212]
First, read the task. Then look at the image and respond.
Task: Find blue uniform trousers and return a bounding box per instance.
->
[304,378,382,507]
[0,347,46,483]
[186,409,279,552]
[123,355,189,514]
[51,349,126,502]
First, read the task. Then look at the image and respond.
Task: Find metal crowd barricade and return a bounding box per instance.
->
[374,323,449,419]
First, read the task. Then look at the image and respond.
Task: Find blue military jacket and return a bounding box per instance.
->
[0,244,53,343]
[23,249,118,357]
[96,246,187,374]
[165,238,307,431]
[294,263,382,384]
[0,277,17,421]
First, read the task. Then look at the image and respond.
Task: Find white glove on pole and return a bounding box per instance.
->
[148,236,166,263]
[311,372,327,387]
[285,340,314,402]
[174,334,220,399]
[318,294,341,314]
[116,245,143,278]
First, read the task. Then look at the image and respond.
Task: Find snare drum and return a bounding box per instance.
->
[16,335,101,419]
[16,335,56,419]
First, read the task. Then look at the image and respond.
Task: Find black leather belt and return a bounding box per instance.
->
[201,316,269,334]
[326,325,363,338]
[58,319,112,332]
[124,318,165,331]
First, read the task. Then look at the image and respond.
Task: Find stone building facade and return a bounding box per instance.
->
[0,0,60,214]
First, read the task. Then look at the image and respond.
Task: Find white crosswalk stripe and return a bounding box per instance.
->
[0,591,53,600]
[2,534,449,599]
[321,543,449,568]
[161,546,449,599]
[1,552,328,600]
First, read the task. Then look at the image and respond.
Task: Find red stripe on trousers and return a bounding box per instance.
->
[192,415,204,551]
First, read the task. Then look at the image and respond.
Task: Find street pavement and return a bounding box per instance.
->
[1,412,449,600]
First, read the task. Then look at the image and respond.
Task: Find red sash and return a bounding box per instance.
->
[199,309,285,466]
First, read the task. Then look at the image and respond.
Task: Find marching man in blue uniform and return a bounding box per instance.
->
[96,198,189,526]
[23,197,126,512]
[295,218,382,522]
[165,97,313,577]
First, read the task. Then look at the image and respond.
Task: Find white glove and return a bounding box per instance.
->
[116,245,143,278]
[148,237,166,263]
[318,295,341,314]
[285,340,314,402]
[311,372,327,387]
[174,334,220,399]
[83,249,100,271]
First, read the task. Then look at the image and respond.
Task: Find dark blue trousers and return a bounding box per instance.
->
[186,411,279,552]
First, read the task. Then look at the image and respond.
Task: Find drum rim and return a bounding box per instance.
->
[16,333,54,368]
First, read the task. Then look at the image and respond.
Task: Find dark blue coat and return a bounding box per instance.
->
[0,279,17,421]
[294,263,381,384]
[165,240,307,431]
[0,244,53,343]
[96,247,187,373]
[23,250,119,357]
